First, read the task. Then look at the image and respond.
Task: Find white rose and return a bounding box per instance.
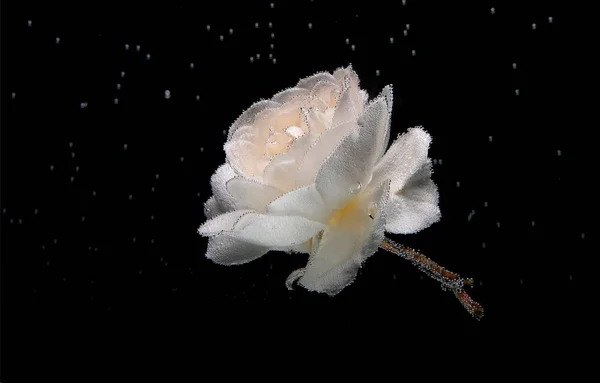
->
[198,65,440,296]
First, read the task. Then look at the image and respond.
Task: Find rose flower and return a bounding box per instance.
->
[198,66,440,296]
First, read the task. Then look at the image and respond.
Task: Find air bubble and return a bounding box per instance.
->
[412,49,416,56]
[124,144,128,150]
[308,23,312,29]
[229,28,234,35]
[389,37,394,44]
[349,182,362,194]
[532,23,537,30]
[28,20,32,27]
[120,71,125,78]
[116,83,121,90]
[367,202,378,217]
[146,53,151,60]
[255,22,259,28]
[351,44,356,51]
[403,30,408,37]
[376,70,380,76]
[250,57,254,63]
[512,63,517,69]
[219,35,224,41]
[165,90,171,99]
[56,37,60,44]
[80,102,88,109]
[190,62,195,69]
[136,45,141,51]
[490,7,495,15]
[557,149,562,156]
[125,44,129,50]
[206,25,211,31]
[489,135,493,142]
[515,89,520,96]
[548,16,553,23]
[271,33,275,39]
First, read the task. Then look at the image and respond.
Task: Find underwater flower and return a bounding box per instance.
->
[198,65,440,296]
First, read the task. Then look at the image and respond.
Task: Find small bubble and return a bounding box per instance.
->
[490,7,495,15]
[272,58,277,64]
[70,176,74,182]
[456,181,461,188]
[569,274,572,280]
[146,53,151,60]
[406,24,410,30]
[229,28,234,35]
[129,194,133,200]
[56,37,60,44]
[164,90,171,99]
[155,174,159,180]
[270,2,274,8]
[520,279,523,284]
[69,142,73,148]
[532,23,537,30]
[151,215,154,220]
[11,92,16,99]
[345,38,350,44]
[438,159,443,165]
[34,209,38,215]
[10,219,13,224]
[120,71,125,78]
[197,192,201,198]
[222,129,227,135]
[28,20,32,27]
[515,89,520,96]
[71,152,75,158]
[125,44,129,50]
[180,157,184,162]
[548,16,553,24]
[219,35,224,41]
[269,22,273,28]
[124,143,128,150]
[116,83,121,90]
[484,201,488,207]
[92,190,96,197]
[250,57,254,63]
[256,53,260,59]
[557,149,562,156]
[81,216,85,222]
[114,98,119,104]
[403,30,408,37]
[95,247,98,252]
[80,102,88,109]
[488,135,493,142]
[151,239,155,244]
[351,44,356,51]
[133,237,136,242]
[271,33,275,39]
[496,221,501,228]
[268,53,273,59]
[433,159,437,165]
[531,220,535,227]
[196,95,200,101]
[376,69,380,76]
[349,182,362,194]
[42,245,45,250]
[389,37,394,44]
[151,187,155,192]
[76,166,79,172]
[367,202,378,217]
[482,242,487,249]
[200,147,204,152]
[136,45,141,52]
[581,233,585,239]
[512,63,517,69]
[18,218,23,224]
[270,43,274,49]
[412,49,416,56]
[255,22,259,28]
[54,238,58,244]
[308,23,312,29]
[191,62,196,69]
[206,25,211,31]
[402,0,406,5]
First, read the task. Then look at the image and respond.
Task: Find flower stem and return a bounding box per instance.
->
[380,236,484,320]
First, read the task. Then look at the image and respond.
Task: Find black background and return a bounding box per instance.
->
[2,0,591,378]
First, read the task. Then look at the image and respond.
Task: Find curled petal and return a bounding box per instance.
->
[227,100,280,141]
[206,233,269,265]
[285,268,306,290]
[226,177,282,213]
[370,127,432,191]
[299,180,391,296]
[385,162,441,234]
[234,213,326,248]
[204,196,221,219]
[198,209,254,236]
[331,85,355,128]
[376,85,393,160]
[224,140,262,181]
[210,163,237,213]
[315,96,388,209]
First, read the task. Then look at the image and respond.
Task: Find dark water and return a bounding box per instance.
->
[2,0,589,377]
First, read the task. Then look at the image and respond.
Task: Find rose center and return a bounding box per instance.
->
[265,125,304,157]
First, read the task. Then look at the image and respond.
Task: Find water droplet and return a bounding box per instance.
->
[80,102,88,109]
[351,44,356,51]
[165,90,171,99]
[349,182,362,194]
[124,143,128,150]
[219,35,224,41]
[146,53,151,60]
[489,135,493,142]
[557,149,562,156]
[136,45,141,52]
[532,23,537,30]
[490,7,495,14]
[255,22,259,28]
[389,37,394,44]
[548,16,553,24]
[412,49,416,56]
[11,92,16,99]
[129,194,133,200]
[206,25,211,31]
[55,37,60,44]
[114,98,119,104]
[28,20,32,27]
[125,43,129,50]
[367,202,378,218]
[515,89,520,96]
[308,23,312,29]
[250,57,254,63]
[512,63,517,69]
[376,69,380,76]
[120,71,125,78]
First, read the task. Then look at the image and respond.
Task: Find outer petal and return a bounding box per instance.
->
[385,161,441,234]
[198,209,254,236]
[331,84,355,128]
[315,96,389,209]
[266,184,331,223]
[271,87,310,104]
[297,72,338,90]
[226,177,282,213]
[298,180,391,295]
[206,233,269,265]
[204,196,221,219]
[210,163,237,213]
[227,100,280,141]
[234,213,326,248]
[224,140,261,180]
[370,127,432,191]
[376,85,394,160]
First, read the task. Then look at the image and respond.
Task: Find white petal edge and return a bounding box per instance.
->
[210,163,237,213]
[234,213,326,248]
[266,184,331,223]
[198,209,254,237]
[226,177,282,213]
[206,233,269,266]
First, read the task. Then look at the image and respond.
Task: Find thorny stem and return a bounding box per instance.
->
[380,237,484,320]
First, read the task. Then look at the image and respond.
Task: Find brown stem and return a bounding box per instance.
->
[380,237,484,320]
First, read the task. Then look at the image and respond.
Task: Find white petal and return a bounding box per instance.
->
[299,180,390,295]
[285,268,306,290]
[224,140,262,181]
[315,97,388,208]
[227,100,280,141]
[297,72,337,90]
[295,121,355,188]
[206,233,269,265]
[198,209,254,236]
[331,85,355,127]
[234,213,325,248]
[210,163,237,213]
[376,85,393,160]
[204,196,221,219]
[370,127,432,192]
[266,184,331,223]
[271,87,310,104]
[385,162,441,234]
[226,177,282,213]
[263,133,312,191]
